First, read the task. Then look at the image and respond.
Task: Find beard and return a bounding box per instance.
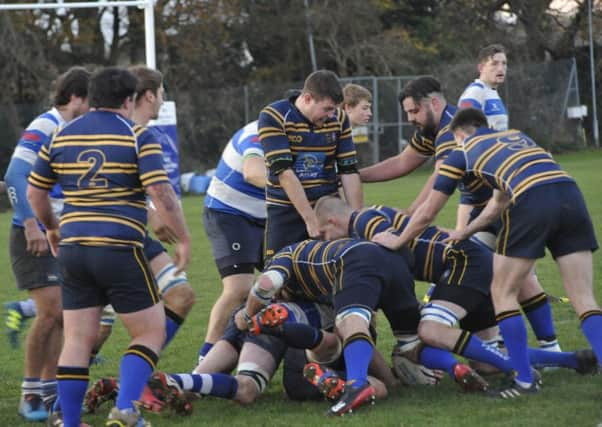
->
[420,110,437,139]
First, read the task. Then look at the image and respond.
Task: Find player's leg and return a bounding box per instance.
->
[145,238,195,349]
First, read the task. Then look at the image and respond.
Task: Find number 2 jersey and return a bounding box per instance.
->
[28,110,169,248]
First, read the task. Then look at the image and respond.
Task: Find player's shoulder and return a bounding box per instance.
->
[24,108,62,136]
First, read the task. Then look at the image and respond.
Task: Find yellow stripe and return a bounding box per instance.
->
[56,374,89,380]
[133,247,160,306]
[52,141,135,148]
[291,243,316,298]
[263,107,285,126]
[265,149,292,158]
[456,250,468,285]
[336,151,357,158]
[54,134,135,142]
[126,347,157,369]
[474,144,505,172]
[307,244,328,295]
[511,171,570,200]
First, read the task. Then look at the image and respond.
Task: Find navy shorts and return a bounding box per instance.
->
[497,182,599,258]
[334,244,419,335]
[203,207,264,277]
[264,204,308,261]
[58,245,161,313]
[441,239,493,296]
[9,225,61,290]
[430,284,497,331]
[143,233,165,261]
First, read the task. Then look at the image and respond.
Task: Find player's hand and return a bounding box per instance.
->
[173,238,191,276]
[46,229,61,257]
[234,309,249,331]
[371,230,402,250]
[304,214,321,239]
[23,219,49,256]
[441,229,470,243]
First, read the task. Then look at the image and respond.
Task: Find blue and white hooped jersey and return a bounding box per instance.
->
[205,121,266,220]
[6,108,65,227]
[148,126,181,198]
[458,79,508,131]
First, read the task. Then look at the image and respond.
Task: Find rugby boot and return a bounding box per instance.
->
[303,362,346,401]
[140,372,192,416]
[83,377,119,414]
[106,406,150,427]
[248,303,289,335]
[574,349,599,375]
[18,393,48,422]
[453,363,489,392]
[328,382,375,416]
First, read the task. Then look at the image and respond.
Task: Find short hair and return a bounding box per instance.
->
[89,67,138,109]
[449,108,488,133]
[128,65,164,103]
[343,84,372,108]
[314,196,352,222]
[398,76,444,104]
[477,44,506,64]
[302,70,343,104]
[53,67,91,106]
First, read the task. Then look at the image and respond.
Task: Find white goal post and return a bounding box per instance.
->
[0,0,157,69]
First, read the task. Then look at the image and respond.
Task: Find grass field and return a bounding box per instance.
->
[1,150,601,426]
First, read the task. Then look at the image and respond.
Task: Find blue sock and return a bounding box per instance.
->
[528,348,578,369]
[56,366,88,427]
[521,293,557,341]
[171,373,238,398]
[116,345,158,410]
[278,323,323,349]
[580,311,602,368]
[198,342,214,358]
[419,346,459,378]
[343,334,374,388]
[454,331,512,374]
[497,310,533,383]
[163,308,183,349]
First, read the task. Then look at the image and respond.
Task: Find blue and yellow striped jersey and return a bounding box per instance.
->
[258,96,358,206]
[28,110,170,247]
[435,128,573,202]
[348,206,454,283]
[408,104,457,160]
[266,239,373,301]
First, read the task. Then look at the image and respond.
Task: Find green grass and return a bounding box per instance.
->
[1,150,602,426]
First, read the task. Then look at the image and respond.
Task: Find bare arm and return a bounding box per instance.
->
[372,189,451,250]
[27,185,59,256]
[455,204,473,230]
[145,182,191,273]
[444,190,509,242]
[339,173,363,209]
[242,155,266,189]
[359,147,428,183]
[406,158,443,214]
[278,169,320,238]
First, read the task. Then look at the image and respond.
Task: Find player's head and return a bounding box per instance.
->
[89,67,138,117]
[129,65,165,120]
[297,70,343,127]
[342,84,372,127]
[399,76,446,137]
[53,66,91,117]
[314,196,353,240]
[477,44,507,88]
[449,108,488,147]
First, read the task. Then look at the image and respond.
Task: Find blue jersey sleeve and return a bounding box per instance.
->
[334,111,358,173]
[239,133,264,158]
[4,157,35,222]
[258,105,292,175]
[433,149,466,195]
[135,127,170,188]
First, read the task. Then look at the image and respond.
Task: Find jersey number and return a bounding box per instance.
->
[77,149,108,189]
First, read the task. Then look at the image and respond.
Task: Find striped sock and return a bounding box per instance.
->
[171,373,238,398]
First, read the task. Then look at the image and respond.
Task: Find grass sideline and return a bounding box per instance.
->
[0,150,600,426]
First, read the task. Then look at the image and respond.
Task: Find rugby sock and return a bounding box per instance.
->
[163,307,184,348]
[116,345,158,410]
[343,333,374,388]
[56,366,89,427]
[19,298,37,318]
[171,373,238,399]
[453,331,512,374]
[198,342,214,358]
[41,379,57,409]
[497,310,533,384]
[21,377,42,397]
[580,310,602,368]
[419,346,459,378]
[520,293,559,348]
[271,323,323,349]
[528,348,579,369]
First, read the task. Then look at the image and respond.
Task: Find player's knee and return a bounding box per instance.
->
[233,375,259,405]
[163,284,195,315]
[417,321,442,346]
